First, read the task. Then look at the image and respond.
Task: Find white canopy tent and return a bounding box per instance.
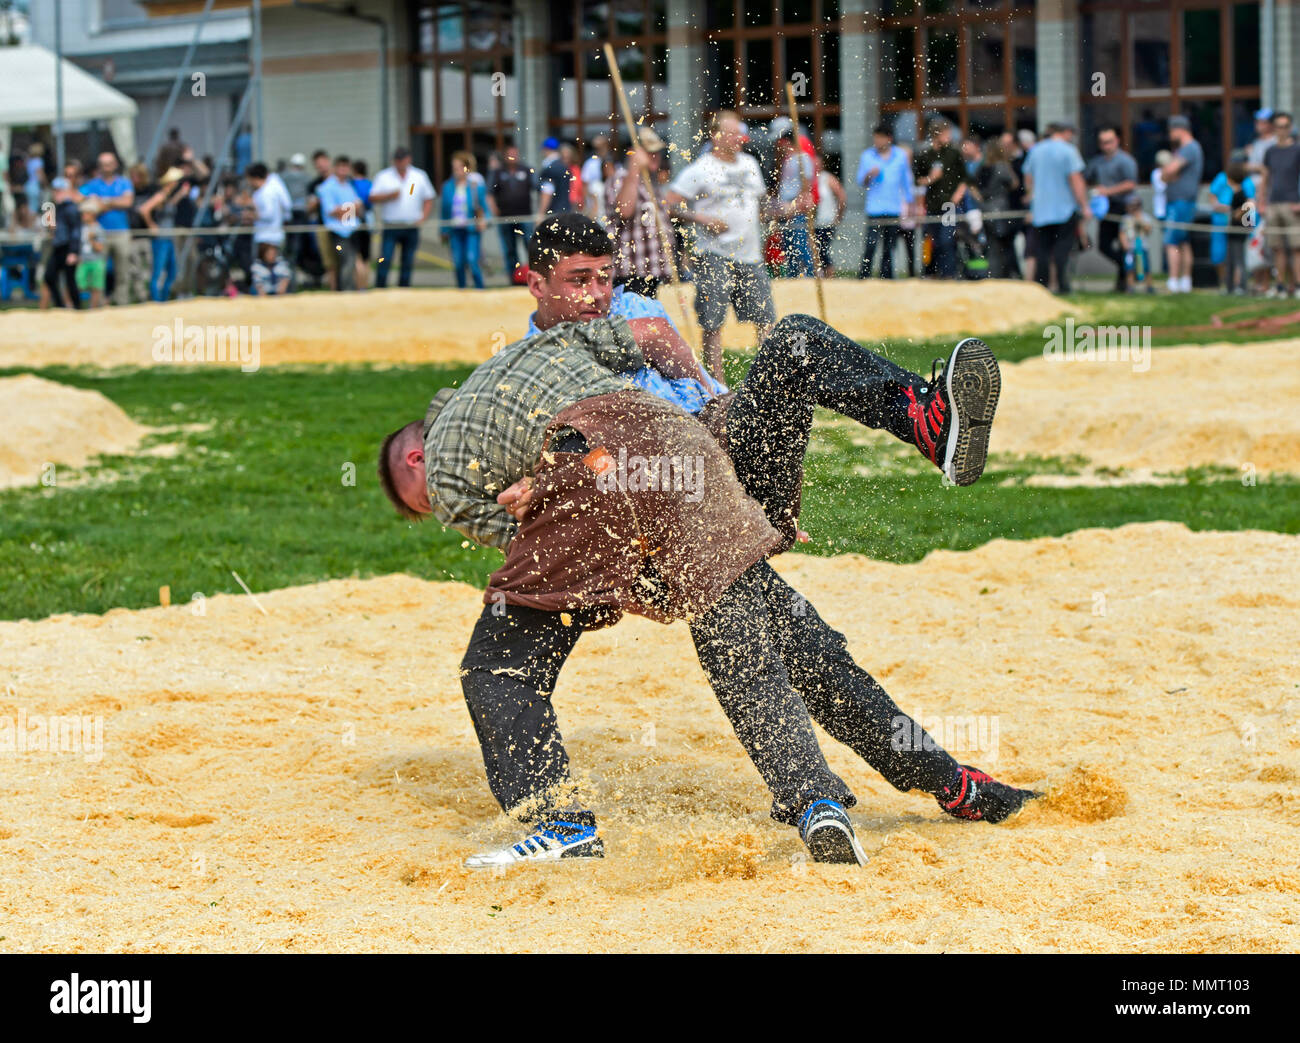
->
[0,44,139,217]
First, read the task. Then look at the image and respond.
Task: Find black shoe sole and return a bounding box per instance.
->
[943,337,1001,487]
[980,787,1041,824]
[804,821,869,865]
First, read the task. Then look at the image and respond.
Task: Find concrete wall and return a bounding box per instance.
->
[261,0,408,167]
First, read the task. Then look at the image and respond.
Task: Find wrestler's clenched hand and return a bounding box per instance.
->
[497,477,535,521]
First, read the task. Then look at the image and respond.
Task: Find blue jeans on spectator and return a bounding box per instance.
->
[782,216,815,277]
[498,219,532,280]
[377,226,420,287]
[150,236,177,302]
[931,222,958,279]
[448,227,484,289]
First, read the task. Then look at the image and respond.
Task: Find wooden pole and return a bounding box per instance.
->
[603,43,700,355]
[784,81,827,323]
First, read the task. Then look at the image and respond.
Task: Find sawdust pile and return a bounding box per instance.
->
[0,375,150,489]
[0,280,1068,369]
[1,522,1296,953]
[995,339,1300,475]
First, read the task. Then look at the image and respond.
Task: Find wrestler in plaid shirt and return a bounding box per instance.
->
[422,316,644,551]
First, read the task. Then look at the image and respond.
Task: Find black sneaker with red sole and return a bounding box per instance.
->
[904,337,1001,486]
[936,765,1040,824]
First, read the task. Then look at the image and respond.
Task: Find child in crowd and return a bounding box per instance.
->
[250,241,293,295]
[75,198,108,308]
[1119,195,1153,294]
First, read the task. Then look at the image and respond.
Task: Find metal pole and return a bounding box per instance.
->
[252,0,264,159]
[145,0,217,169]
[54,0,65,171]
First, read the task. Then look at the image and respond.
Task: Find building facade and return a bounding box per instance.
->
[30,0,250,166]
[129,0,1282,264]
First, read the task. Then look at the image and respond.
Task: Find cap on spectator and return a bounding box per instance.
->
[1016,128,1037,149]
[1169,115,1191,131]
[637,127,667,152]
[1255,107,1274,122]
[542,136,561,150]
[51,177,70,190]
[290,152,307,166]
[392,146,412,160]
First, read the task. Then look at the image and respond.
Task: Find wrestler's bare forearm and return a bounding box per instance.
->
[626,317,710,384]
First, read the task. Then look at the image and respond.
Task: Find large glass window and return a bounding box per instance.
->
[879,3,1036,145]
[546,0,671,149]
[700,0,842,155]
[410,0,515,180]
[1079,1,1261,179]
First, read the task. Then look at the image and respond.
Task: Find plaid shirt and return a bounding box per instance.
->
[604,169,671,280]
[422,316,645,551]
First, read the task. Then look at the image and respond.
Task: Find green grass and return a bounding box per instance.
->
[2,293,1297,621]
[751,291,1300,379]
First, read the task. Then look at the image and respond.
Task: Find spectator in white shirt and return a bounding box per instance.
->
[246,162,292,248]
[369,146,436,287]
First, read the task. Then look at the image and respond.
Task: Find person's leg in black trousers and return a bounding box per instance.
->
[688,563,856,826]
[753,562,960,795]
[877,224,900,280]
[1097,210,1126,291]
[459,600,595,824]
[1051,221,1076,293]
[724,313,934,539]
[859,219,880,278]
[1032,222,1055,288]
[44,246,81,309]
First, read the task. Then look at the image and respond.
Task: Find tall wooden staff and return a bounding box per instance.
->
[603,42,700,354]
[784,81,828,322]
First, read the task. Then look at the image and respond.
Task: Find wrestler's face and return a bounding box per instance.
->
[528,252,615,328]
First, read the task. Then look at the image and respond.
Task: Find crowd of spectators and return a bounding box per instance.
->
[4,107,1293,308]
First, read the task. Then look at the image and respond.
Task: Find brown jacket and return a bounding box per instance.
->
[485,389,781,626]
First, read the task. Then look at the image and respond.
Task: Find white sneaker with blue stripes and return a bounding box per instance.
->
[463,820,605,869]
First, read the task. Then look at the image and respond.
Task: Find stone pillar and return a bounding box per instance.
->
[1035,0,1080,134]
[839,0,880,272]
[665,0,707,159]
[512,0,550,160]
[1274,0,1300,117]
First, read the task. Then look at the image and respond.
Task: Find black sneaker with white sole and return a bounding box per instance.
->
[798,799,868,866]
[904,337,1001,486]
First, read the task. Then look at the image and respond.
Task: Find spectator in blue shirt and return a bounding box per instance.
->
[315,155,364,291]
[350,158,373,290]
[1023,122,1089,293]
[855,123,914,279]
[439,151,489,289]
[79,151,135,306]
